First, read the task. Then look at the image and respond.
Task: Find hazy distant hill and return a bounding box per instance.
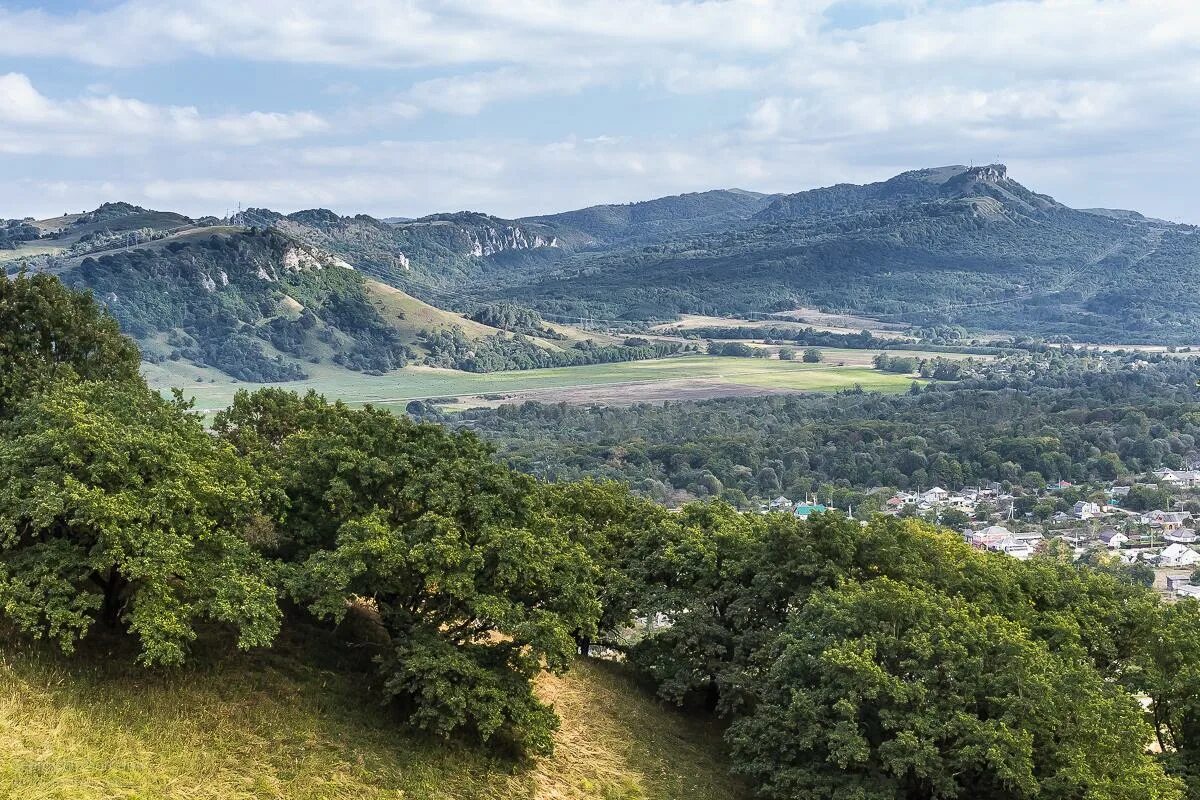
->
[524,188,776,245]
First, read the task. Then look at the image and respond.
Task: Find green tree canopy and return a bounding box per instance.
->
[727,579,1180,800]
[0,271,140,416]
[0,380,280,665]
[216,388,601,754]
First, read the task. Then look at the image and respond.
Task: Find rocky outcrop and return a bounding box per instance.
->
[466,225,558,257]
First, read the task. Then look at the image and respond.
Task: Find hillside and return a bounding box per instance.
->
[12,166,1200,350]
[4,210,621,382]
[523,188,776,246]
[0,630,744,800]
[233,206,564,292]
[479,165,1200,341]
[228,167,1200,343]
[57,226,413,381]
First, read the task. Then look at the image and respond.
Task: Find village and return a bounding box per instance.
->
[765,467,1200,601]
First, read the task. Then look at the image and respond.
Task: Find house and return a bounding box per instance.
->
[922,487,949,503]
[768,496,793,512]
[1166,528,1200,545]
[991,535,1034,560]
[1110,485,1131,499]
[1073,501,1103,520]
[1159,543,1200,568]
[1056,480,1074,489]
[1143,511,1191,531]
[968,525,1014,550]
[1177,584,1200,600]
[944,494,976,512]
[793,503,827,520]
[1154,469,1200,488]
[1098,528,1129,549]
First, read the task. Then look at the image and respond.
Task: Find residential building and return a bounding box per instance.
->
[1098,528,1129,549]
[1159,543,1200,568]
[1166,528,1200,545]
[793,503,827,520]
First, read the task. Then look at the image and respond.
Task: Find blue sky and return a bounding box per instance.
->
[2,0,1200,222]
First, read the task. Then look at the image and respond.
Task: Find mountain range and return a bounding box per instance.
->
[226,164,1200,341]
[4,164,1199,382]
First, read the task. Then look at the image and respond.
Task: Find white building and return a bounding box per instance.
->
[922,487,950,503]
[1159,543,1200,568]
[1098,528,1129,549]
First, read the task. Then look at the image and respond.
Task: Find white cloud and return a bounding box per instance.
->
[0,73,326,156]
[0,0,830,68]
[5,1,1200,223]
[407,68,597,115]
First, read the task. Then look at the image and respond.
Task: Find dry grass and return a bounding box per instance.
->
[529,660,744,800]
[0,630,743,800]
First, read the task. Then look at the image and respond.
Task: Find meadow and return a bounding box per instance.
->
[0,629,743,800]
[144,353,925,414]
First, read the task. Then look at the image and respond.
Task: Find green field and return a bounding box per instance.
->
[145,354,923,414]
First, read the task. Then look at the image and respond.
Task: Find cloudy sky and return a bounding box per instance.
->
[2,0,1198,221]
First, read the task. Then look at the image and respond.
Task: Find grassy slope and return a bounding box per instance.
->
[0,631,744,800]
[364,280,618,353]
[365,279,500,347]
[150,354,923,414]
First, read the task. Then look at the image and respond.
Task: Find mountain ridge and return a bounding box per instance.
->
[7,164,1200,346]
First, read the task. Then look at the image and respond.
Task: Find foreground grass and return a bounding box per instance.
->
[0,629,744,800]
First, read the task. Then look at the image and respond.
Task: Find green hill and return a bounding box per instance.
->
[8,218,602,382]
[16,167,1200,350]
[482,165,1200,341]
[237,167,1200,343]
[0,630,743,800]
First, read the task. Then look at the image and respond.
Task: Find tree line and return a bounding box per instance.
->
[420,325,690,372]
[460,350,1200,507]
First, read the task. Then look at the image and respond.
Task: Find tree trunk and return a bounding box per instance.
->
[575,633,592,658]
[100,570,128,627]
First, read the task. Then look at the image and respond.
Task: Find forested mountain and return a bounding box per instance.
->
[3,206,681,381]
[58,227,412,381]
[480,165,1200,340]
[9,165,1200,351]
[523,188,775,245]
[228,165,1200,343]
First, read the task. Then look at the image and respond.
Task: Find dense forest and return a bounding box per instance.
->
[459,349,1200,508]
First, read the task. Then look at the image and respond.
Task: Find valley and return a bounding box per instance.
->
[13,164,1178,417]
[149,352,925,415]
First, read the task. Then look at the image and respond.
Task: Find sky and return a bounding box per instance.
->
[2,0,1200,222]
